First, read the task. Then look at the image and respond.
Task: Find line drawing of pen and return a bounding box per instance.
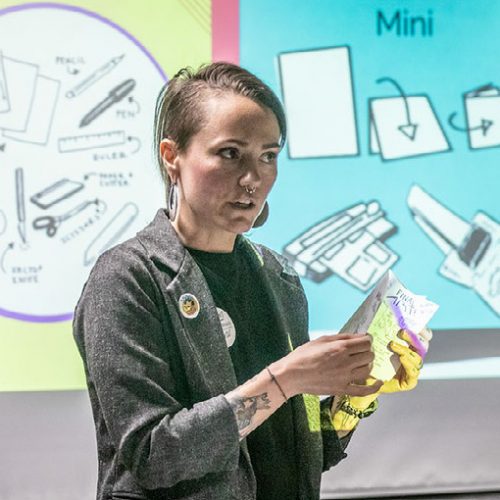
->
[79,79,136,128]
[15,167,26,244]
[66,54,125,98]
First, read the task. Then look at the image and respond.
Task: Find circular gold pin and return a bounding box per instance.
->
[179,293,200,319]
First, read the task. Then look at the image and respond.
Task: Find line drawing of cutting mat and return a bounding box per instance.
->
[278,46,359,159]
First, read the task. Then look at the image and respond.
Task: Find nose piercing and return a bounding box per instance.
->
[244,185,256,195]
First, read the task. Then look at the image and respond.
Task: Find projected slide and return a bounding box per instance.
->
[0,4,165,322]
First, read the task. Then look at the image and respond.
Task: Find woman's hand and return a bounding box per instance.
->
[270,334,383,398]
[331,328,432,434]
[379,328,432,393]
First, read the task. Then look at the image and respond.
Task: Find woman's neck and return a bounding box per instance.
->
[171,216,237,253]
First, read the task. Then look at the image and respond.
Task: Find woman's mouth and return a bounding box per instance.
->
[230,200,255,210]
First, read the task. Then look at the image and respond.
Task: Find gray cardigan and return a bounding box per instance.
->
[73,209,347,500]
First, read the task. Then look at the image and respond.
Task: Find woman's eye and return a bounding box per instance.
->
[261,151,277,163]
[219,148,239,160]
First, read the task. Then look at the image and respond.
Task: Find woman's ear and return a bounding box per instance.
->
[160,138,179,182]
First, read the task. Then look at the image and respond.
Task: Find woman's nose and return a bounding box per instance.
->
[238,159,261,187]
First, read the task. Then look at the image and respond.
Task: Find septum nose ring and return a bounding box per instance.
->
[244,185,256,195]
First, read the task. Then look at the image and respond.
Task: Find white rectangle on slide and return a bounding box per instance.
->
[4,75,60,145]
[0,56,38,131]
[278,47,359,158]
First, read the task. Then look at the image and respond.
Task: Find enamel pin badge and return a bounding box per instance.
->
[217,308,236,347]
[179,293,200,319]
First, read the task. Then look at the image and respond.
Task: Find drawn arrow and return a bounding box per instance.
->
[127,136,141,154]
[128,96,141,114]
[1,242,14,274]
[376,77,418,140]
[448,112,493,136]
[83,172,98,181]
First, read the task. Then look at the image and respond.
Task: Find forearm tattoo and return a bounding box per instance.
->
[227,392,271,436]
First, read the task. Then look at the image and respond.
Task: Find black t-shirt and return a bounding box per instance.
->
[188,239,299,500]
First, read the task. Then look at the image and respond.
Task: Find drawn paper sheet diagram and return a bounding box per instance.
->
[448,84,500,150]
[0,5,165,322]
[283,201,398,291]
[278,46,359,159]
[370,77,451,161]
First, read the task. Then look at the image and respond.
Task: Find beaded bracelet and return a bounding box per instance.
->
[266,366,288,402]
[339,396,378,419]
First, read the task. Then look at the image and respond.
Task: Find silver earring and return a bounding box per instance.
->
[252,201,269,228]
[168,182,178,220]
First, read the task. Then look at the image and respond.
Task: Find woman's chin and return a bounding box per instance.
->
[224,216,255,234]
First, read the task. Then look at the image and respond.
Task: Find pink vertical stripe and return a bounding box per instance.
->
[211,0,239,63]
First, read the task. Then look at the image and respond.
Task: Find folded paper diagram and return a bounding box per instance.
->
[370,77,451,161]
[463,84,500,150]
[283,201,398,291]
[278,46,359,159]
[408,185,499,315]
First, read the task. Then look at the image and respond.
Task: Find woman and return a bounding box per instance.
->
[73,62,426,500]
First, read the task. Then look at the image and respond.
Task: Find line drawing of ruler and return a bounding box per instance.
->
[58,130,126,152]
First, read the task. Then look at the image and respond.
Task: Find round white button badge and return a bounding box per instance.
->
[217,308,236,347]
[179,293,200,319]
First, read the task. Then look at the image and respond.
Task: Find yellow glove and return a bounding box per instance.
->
[332,328,431,432]
[332,393,378,433]
[379,329,424,393]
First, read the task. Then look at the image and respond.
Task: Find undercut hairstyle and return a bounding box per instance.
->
[153,62,287,197]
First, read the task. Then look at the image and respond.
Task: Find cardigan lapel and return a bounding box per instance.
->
[137,210,238,397]
[166,252,239,397]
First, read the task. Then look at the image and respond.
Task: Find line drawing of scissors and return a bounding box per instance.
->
[32,199,102,237]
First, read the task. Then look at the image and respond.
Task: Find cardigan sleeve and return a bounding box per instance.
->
[73,244,241,490]
[267,247,351,470]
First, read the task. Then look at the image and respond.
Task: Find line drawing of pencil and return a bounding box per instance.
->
[66,54,125,98]
[83,202,139,265]
[15,167,27,244]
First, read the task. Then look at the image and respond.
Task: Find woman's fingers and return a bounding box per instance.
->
[397,328,432,354]
[350,365,372,385]
[349,350,375,369]
[345,379,383,397]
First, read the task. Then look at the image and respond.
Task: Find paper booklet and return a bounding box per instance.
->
[339,270,439,381]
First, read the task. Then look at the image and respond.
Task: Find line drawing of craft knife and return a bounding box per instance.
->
[15,167,27,244]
